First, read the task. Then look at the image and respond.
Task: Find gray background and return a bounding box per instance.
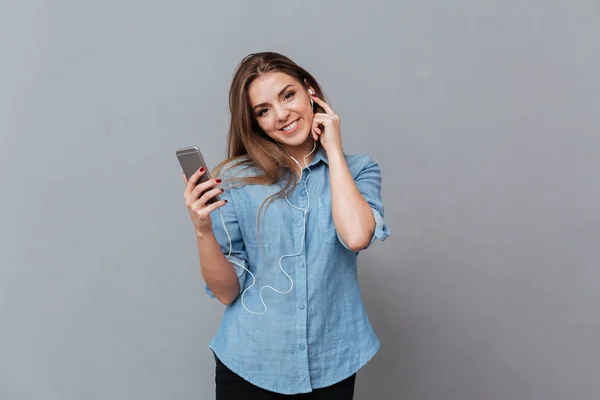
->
[1,0,599,399]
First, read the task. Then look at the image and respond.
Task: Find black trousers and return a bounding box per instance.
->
[214,356,356,399]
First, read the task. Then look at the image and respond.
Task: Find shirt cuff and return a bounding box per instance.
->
[371,207,390,242]
[336,207,390,252]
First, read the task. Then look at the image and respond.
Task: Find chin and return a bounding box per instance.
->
[279,133,311,148]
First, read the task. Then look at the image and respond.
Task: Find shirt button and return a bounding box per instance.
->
[298,263,304,269]
[297,220,304,227]
[299,304,305,310]
[299,344,306,351]
[300,190,306,197]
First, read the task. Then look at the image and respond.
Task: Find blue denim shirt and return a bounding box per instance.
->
[205,145,390,395]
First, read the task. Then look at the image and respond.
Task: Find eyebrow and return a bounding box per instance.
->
[252,84,295,111]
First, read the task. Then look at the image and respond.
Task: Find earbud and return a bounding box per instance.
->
[308,89,313,95]
[308,89,314,108]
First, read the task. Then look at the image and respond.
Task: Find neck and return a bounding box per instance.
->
[281,138,317,176]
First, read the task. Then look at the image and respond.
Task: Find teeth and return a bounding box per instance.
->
[282,120,298,131]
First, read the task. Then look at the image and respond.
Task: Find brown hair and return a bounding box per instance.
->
[213,52,327,244]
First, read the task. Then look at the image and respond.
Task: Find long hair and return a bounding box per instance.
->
[213,52,327,244]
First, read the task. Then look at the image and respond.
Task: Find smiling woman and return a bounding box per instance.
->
[249,77,315,154]
[180,52,390,399]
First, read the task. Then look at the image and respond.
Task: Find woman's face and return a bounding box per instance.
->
[248,71,315,150]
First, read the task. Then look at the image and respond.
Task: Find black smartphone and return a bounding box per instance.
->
[176,146,220,204]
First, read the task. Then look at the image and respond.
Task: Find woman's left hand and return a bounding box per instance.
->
[311,95,342,154]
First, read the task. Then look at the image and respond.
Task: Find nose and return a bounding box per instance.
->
[274,104,290,122]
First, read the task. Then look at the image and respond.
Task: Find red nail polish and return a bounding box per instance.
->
[199,167,205,172]
[216,179,222,183]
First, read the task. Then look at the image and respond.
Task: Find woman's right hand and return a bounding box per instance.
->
[182,167,227,235]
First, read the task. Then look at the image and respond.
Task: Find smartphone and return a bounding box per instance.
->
[176,146,220,204]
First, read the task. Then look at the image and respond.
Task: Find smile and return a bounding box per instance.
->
[280,120,299,132]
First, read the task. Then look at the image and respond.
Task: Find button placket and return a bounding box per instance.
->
[293,170,310,378]
[294,251,309,373]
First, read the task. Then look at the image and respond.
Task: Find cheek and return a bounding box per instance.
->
[298,100,313,121]
[257,116,276,135]
[294,97,310,113]
[303,100,315,119]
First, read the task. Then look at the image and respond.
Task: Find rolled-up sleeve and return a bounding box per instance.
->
[204,187,248,299]
[336,156,390,251]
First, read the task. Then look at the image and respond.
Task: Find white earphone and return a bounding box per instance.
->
[218,143,317,315]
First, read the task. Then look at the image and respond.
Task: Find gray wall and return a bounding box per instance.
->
[2,1,599,399]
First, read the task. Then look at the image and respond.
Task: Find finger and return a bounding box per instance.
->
[192,187,224,210]
[311,95,335,114]
[191,178,222,200]
[196,199,228,217]
[311,126,319,140]
[312,115,329,134]
[312,113,334,124]
[182,173,188,184]
[185,167,206,195]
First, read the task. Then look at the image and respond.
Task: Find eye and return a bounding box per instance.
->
[284,91,295,100]
[257,108,269,117]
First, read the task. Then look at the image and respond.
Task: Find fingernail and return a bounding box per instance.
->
[224,199,228,203]
[199,167,205,172]
[215,179,222,183]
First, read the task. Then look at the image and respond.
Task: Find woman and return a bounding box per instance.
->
[182,52,390,399]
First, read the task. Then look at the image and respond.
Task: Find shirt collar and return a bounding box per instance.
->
[308,143,328,167]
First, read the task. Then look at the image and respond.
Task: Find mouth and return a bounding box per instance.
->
[280,119,300,133]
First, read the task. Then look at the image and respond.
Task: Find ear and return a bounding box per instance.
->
[303,78,316,96]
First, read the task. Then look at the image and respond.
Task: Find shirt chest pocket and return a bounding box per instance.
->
[317,190,340,246]
[236,197,281,248]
